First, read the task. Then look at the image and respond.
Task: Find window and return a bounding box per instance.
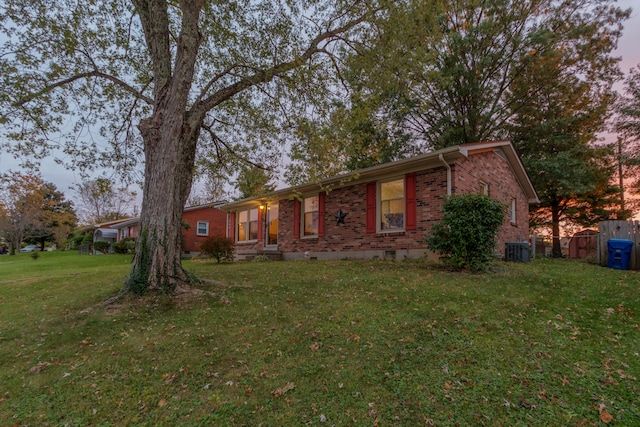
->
[479,181,489,196]
[509,198,517,224]
[237,208,259,241]
[380,179,405,231]
[303,196,319,237]
[196,221,209,236]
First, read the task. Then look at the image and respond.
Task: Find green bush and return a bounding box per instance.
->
[93,241,111,254]
[200,235,235,263]
[425,194,506,271]
[114,237,137,254]
[65,232,89,250]
[81,233,93,245]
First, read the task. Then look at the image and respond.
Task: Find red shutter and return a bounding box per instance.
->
[257,207,264,241]
[293,199,301,239]
[366,182,377,233]
[228,212,236,241]
[318,192,326,237]
[405,173,417,231]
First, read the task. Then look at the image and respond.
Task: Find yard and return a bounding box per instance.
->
[0,252,638,426]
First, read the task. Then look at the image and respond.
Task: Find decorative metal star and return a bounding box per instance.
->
[335,209,348,225]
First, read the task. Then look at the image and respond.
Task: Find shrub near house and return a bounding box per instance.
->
[114,237,136,254]
[200,235,235,263]
[426,194,506,270]
[92,241,111,254]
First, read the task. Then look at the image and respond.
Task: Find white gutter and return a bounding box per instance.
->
[439,154,452,196]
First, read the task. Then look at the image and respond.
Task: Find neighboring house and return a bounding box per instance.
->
[181,202,227,254]
[112,217,139,241]
[110,202,227,254]
[72,219,133,254]
[75,219,133,245]
[220,141,539,261]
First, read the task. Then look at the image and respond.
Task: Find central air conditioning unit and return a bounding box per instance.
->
[505,242,530,262]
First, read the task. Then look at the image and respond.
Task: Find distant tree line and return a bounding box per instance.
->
[0,174,138,254]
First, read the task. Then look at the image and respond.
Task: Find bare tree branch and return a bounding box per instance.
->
[197,9,378,114]
[201,123,269,170]
[14,70,153,107]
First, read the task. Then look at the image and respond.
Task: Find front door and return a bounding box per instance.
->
[266,203,279,248]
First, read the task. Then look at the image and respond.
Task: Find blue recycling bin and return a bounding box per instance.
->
[607,239,633,270]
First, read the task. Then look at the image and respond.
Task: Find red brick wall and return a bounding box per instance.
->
[451,149,530,250]
[181,206,227,253]
[276,167,449,258]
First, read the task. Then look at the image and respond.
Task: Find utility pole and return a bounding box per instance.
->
[617,137,625,215]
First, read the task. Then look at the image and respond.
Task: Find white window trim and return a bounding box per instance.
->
[378,177,406,234]
[196,221,209,236]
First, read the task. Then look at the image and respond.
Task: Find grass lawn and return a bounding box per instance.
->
[0,251,638,426]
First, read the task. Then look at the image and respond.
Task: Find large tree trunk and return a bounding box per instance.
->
[551,202,562,258]
[124,0,203,294]
[125,112,200,294]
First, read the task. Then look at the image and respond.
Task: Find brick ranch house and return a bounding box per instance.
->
[109,202,227,255]
[220,141,539,261]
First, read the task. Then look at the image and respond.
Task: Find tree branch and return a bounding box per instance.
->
[131,0,172,101]
[197,8,378,114]
[201,123,268,170]
[14,70,153,107]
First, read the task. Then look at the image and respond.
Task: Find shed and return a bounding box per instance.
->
[568,229,598,259]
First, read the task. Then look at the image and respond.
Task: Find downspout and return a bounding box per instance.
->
[439,154,452,196]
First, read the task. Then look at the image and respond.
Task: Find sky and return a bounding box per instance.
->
[616,0,640,74]
[1,1,640,206]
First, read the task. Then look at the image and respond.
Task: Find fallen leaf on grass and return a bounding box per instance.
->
[598,403,613,424]
[29,363,49,374]
[599,410,613,424]
[272,382,295,397]
[346,333,360,343]
[158,398,167,407]
[519,396,536,410]
[617,369,637,380]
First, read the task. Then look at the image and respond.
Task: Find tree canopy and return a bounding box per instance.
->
[0,172,77,254]
[292,0,628,165]
[614,65,640,210]
[287,0,630,250]
[74,177,138,224]
[1,0,387,293]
